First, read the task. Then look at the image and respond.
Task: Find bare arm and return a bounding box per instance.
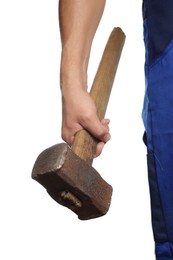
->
[59,0,110,156]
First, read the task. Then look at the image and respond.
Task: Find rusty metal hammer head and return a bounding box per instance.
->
[31,28,125,220]
[32,142,112,220]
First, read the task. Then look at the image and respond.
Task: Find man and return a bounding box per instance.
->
[59,0,173,259]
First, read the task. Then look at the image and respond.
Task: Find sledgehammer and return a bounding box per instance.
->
[32,27,125,220]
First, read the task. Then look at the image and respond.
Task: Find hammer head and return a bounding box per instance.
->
[32,143,113,220]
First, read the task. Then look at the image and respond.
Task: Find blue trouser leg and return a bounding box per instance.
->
[142,0,173,259]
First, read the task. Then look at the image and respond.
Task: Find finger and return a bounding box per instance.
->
[101,118,110,131]
[62,131,74,146]
[101,118,110,125]
[103,132,111,142]
[94,142,105,158]
[81,115,110,143]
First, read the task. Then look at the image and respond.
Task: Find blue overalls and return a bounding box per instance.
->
[142,0,173,259]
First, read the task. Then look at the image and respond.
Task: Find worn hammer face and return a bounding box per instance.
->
[32,143,113,220]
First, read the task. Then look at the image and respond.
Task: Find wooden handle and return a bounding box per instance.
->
[72,27,125,165]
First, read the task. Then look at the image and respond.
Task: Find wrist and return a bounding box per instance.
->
[60,49,89,93]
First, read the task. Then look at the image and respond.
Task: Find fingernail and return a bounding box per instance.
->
[105,119,110,124]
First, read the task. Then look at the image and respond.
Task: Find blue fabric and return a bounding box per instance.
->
[156,242,173,260]
[143,0,173,64]
[147,152,168,243]
[142,0,173,259]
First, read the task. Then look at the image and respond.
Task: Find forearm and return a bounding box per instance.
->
[59,0,106,92]
[59,0,109,154]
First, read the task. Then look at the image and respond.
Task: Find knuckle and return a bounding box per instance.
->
[97,128,107,138]
[61,128,69,143]
[61,126,76,146]
[99,132,111,143]
[80,113,92,124]
[61,132,67,142]
[80,109,96,122]
[62,134,72,145]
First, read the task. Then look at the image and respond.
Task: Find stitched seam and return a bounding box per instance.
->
[149,38,173,69]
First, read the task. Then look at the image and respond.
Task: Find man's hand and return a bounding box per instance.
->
[61,87,111,157]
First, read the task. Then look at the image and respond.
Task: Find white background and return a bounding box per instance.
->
[0,0,155,259]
